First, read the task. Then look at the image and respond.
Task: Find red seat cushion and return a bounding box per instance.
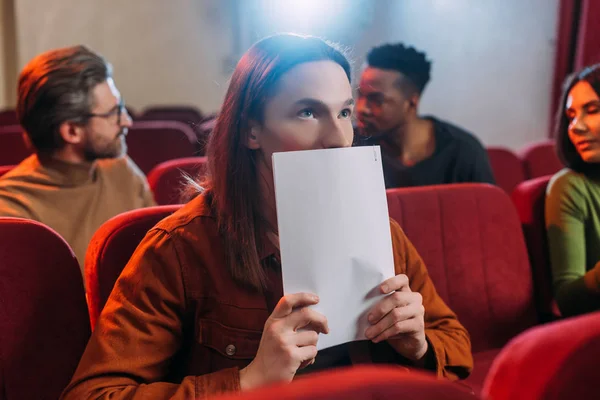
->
[486,147,526,194]
[147,157,207,205]
[0,217,90,400]
[212,365,479,400]
[85,205,182,329]
[126,121,198,174]
[520,141,563,179]
[483,311,600,399]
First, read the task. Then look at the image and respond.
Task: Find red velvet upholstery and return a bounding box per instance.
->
[126,121,198,174]
[520,141,563,179]
[0,125,32,165]
[386,184,537,393]
[486,147,526,194]
[0,217,90,400]
[511,176,557,321]
[139,105,203,125]
[147,156,208,205]
[483,311,600,400]
[0,165,15,178]
[0,109,18,126]
[85,205,182,329]
[213,366,479,400]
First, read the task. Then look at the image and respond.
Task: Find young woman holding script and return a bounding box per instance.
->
[62,34,472,400]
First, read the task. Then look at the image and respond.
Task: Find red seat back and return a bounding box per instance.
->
[138,106,203,126]
[0,217,90,400]
[213,365,479,400]
[511,176,556,320]
[520,141,563,179]
[0,109,18,126]
[0,165,15,178]
[486,147,526,194]
[126,121,198,174]
[85,205,182,329]
[0,125,32,165]
[386,184,537,353]
[147,157,208,205]
[483,311,600,400]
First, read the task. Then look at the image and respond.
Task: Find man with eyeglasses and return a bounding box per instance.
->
[0,46,155,274]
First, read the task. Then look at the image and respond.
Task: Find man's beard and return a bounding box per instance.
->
[357,119,405,142]
[357,122,393,141]
[83,129,127,161]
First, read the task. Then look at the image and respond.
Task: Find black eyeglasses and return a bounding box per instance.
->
[84,100,127,126]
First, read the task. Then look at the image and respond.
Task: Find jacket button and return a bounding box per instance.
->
[225,344,236,356]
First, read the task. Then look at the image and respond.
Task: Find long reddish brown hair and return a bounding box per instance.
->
[196,34,351,291]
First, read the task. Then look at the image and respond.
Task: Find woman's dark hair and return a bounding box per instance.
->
[555,64,600,174]
[17,45,112,154]
[195,34,351,291]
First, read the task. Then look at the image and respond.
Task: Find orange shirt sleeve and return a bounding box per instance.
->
[387,219,473,380]
[60,228,240,399]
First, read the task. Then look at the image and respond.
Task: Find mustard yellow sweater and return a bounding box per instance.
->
[0,154,155,270]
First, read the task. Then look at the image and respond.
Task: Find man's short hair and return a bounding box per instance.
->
[366,43,432,95]
[17,45,113,153]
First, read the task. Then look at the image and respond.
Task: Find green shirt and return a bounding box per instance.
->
[546,168,600,316]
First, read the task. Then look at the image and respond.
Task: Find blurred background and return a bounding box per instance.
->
[0,0,598,149]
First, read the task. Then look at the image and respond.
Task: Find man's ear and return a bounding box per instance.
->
[58,120,85,145]
[408,92,420,111]
[246,121,261,150]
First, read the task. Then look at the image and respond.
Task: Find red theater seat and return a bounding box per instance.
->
[0,125,32,165]
[520,141,563,179]
[0,165,15,178]
[138,105,203,127]
[486,147,526,193]
[0,109,18,126]
[126,120,198,174]
[386,184,537,394]
[147,156,208,205]
[0,217,90,400]
[483,311,600,400]
[85,205,182,329]
[212,365,479,400]
[511,176,556,321]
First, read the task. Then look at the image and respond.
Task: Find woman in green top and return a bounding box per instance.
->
[546,64,600,317]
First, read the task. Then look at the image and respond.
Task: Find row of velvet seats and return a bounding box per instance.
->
[0,111,561,189]
[0,121,205,174]
[0,106,208,127]
[486,142,563,193]
[0,183,583,399]
[0,139,563,207]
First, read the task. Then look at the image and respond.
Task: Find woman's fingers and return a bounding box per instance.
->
[271,293,319,319]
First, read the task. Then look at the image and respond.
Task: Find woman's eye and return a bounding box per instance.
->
[587,106,599,114]
[339,108,352,119]
[298,109,314,118]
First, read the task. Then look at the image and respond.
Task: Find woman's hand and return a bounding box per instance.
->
[240,292,328,390]
[365,274,428,361]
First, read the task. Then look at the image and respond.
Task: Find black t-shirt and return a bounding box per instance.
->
[355,117,496,188]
